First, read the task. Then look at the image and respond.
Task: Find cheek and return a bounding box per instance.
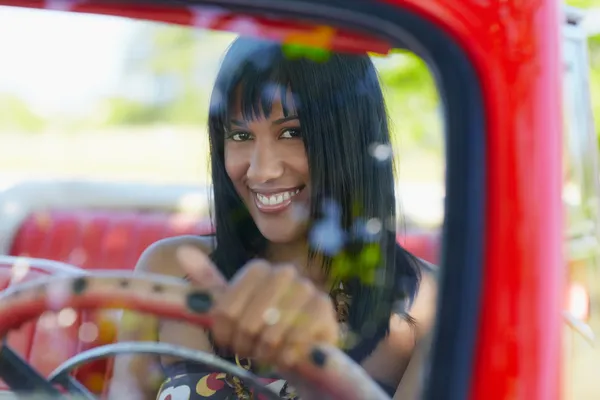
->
[224,146,248,182]
[288,146,310,181]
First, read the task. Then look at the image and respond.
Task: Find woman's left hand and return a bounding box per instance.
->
[176,245,339,368]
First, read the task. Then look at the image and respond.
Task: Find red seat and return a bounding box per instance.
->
[9,210,214,271]
[0,256,86,391]
[398,231,440,264]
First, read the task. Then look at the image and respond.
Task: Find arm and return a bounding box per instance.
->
[107,236,215,400]
[392,331,433,400]
[392,263,438,400]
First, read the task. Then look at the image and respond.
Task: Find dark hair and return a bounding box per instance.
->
[207,37,421,359]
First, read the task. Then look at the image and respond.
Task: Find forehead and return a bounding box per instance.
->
[229,83,298,121]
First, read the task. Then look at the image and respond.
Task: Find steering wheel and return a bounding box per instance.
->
[0,271,391,399]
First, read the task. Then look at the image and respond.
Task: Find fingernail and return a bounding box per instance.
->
[186,290,213,313]
[310,347,327,368]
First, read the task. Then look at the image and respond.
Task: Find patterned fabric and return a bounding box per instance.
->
[156,372,289,400]
[156,362,397,400]
[156,359,300,400]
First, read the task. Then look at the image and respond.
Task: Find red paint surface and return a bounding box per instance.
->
[382,0,564,399]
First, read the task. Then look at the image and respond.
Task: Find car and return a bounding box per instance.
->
[0,0,596,399]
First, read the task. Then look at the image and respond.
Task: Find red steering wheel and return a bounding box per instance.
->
[0,271,391,399]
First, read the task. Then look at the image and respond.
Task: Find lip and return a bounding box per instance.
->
[251,186,304,214]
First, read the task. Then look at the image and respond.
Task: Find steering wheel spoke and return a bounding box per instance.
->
[49,342,281,400]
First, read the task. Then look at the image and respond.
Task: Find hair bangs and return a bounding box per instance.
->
[211,38,298,129]
[235,76,296,123]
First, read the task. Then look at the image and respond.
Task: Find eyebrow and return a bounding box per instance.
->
[229,115,299,127]
[272,115,299,125]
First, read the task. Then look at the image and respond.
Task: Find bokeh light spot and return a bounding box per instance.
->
[67,247,87,266]
[39,311,58,330]
[79,322,99,343]
[365,218,382,235]
[369,142,393,161]
[57,308,77,327]
[11,258,30,282]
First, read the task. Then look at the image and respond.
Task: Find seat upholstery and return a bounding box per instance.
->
[9,210,214,270]
[0,256,85,391]
[9,210,439,267]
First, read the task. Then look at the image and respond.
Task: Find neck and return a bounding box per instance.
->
[265,240,328,288]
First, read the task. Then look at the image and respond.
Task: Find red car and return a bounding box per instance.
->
[0,0,596,399]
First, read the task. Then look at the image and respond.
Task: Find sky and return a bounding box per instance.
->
[0,6,136,115]
[0,6,241,117]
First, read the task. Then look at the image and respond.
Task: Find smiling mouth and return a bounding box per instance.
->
[252,186,304,212]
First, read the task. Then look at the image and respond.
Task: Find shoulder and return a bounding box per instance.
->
[360,259,438,385]
[135,235,216,276]
[410,259,438,337]
[387,258,438,347]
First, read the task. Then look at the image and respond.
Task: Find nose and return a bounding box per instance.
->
[246,141,284,184]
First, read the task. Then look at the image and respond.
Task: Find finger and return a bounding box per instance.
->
[176,245,226,288]
[278,294,338,368]
[254,276,315,362]
[231,265,297,357]
[211,260,270,350]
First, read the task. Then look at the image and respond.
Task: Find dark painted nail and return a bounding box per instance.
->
[186,291,213,313]
[152,284,164,293]
[310,347,327,367]
[72,277,87,295]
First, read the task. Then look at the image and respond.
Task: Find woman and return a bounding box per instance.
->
[108,37,438,400]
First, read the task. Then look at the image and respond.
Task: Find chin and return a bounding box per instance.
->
[256,222,307,244]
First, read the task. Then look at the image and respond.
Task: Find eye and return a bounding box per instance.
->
[280,128,302,139]
[226,131,253,142]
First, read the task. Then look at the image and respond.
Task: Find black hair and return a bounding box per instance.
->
[207,37,421,360]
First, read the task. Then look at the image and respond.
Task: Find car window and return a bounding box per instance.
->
[0,4,445,398]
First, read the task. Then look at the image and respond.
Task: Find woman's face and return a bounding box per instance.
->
[224,88,311,244]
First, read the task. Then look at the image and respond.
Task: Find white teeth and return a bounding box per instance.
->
[255,189,301,206]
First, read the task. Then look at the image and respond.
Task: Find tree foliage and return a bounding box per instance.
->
[0,95,44,133]
[587,34,600,146]
[567,0,600,8]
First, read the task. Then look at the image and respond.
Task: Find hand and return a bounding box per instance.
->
[177,245,391,400]
[176,245,339,368]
